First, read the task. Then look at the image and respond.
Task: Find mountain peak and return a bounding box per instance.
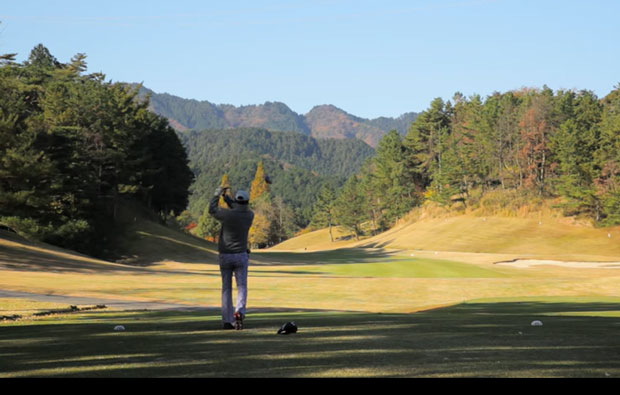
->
[140,86,417,147]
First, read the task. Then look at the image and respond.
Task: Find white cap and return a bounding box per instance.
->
[235,190,250,202]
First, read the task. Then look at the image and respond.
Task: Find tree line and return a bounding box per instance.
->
[193,161,298,248]
[311,86,620,239]
[178,128,375,231]
[0,44,194,255]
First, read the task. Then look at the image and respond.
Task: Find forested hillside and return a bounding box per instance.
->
[179,128,375,233]
[0,45,194,256]
[139,86,417,147]
[313,86,620,239]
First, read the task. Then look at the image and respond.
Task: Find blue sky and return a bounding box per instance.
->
[1,0,618,118]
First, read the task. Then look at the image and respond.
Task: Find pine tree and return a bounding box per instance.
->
[595,85,620,225]
[404,97,452,202]
[1,45,193,254]
[196,207,220,242]
[333,175,367,241]
[309,183,337,241]
[552,91,602,219]
[371,130,419,224]
[26,44,62,69]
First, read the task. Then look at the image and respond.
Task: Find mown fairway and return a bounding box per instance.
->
[1,220,620,377]
[2,299,620,377]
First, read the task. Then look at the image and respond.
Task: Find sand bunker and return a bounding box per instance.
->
[495,259,620,269]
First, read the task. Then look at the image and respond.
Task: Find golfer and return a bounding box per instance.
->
[209,186,254,330]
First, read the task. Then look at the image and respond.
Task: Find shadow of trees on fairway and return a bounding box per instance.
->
[0,245,151,274]
[2,301,620,377]
[108,230,220,268]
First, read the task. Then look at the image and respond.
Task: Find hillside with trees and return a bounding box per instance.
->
[0,45,194,256]
[312,86,620,240]
[139,86,417,147]
[179,128,375,238]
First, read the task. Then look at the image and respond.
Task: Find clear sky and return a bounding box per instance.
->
[1,0,618,118]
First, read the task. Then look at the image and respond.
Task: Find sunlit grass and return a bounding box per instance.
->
[0,299,72,317]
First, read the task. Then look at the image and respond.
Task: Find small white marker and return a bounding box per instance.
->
[114,325,126,331]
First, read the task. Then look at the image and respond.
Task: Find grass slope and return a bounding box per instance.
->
[272,213,620,261]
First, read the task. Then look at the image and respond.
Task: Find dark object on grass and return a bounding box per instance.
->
[277,322,298,335]
[264,175,272,185]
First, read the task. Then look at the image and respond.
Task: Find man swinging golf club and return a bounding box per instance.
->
[209,185,254,330]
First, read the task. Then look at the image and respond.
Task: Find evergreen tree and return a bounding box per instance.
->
[552,91,602,218]
[309,183,337,241]
[333,175,367,240]
[595,85,620,225]
[404,97,452,201]
[26,44,62,69]
[369,130,419,224]
[0,45,194,254]
[196,207,220,241]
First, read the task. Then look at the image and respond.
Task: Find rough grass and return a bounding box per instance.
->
[0,299,70,318]
[273,198,620,260]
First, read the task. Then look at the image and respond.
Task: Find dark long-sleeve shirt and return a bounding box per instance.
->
[208,195,254,254]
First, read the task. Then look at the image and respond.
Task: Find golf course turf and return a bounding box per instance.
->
[2,218,620,377]
[2,299,620,378]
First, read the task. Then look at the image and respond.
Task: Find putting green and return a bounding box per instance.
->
[297,258,509,278]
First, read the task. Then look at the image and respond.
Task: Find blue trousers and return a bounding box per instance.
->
[219,252,249,324]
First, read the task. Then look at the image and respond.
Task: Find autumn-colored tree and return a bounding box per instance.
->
[248,161,272,248]
[248,198,273,248]
[219,173,232,208]
[250,161,269,201]
[519,95,554,195]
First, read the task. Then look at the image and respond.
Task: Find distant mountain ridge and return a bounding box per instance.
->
[138,86,417,147]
